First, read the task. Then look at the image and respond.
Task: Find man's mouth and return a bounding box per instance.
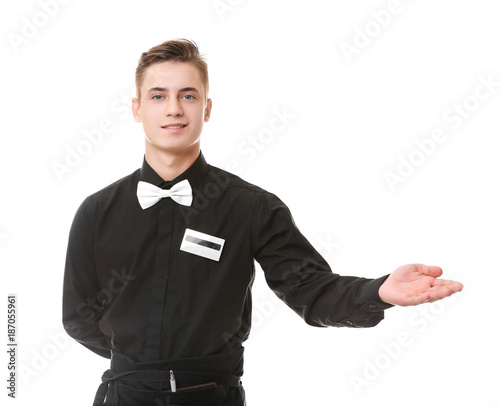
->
[161,123,188,133]
[162,123,188,129]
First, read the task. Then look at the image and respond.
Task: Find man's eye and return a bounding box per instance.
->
[152,95,164,100]
[182,94,195,100]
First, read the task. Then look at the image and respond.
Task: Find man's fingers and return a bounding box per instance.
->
[432,279,464,292]
[421,265,443,278]
[404,283,463,306]
[425,284,463,303]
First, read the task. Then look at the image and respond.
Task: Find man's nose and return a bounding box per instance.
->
[165,98,183,116]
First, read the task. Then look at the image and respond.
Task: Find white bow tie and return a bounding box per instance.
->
[137,179,193,209]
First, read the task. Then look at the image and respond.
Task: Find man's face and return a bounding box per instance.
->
[132,61,211,156]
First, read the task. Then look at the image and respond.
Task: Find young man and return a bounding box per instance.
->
[62,39,463,406]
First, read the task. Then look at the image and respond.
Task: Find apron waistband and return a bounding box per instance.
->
[93,348,244,406]
[111,347,244,376]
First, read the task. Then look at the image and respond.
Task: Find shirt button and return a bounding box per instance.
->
[346,320,354,326]
[369,304,377,309]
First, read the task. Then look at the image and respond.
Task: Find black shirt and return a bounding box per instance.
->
[62,152,392,374]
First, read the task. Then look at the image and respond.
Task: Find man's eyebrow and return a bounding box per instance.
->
[147,86,200,94]
[147,87,167,93]
[179,87,200,93]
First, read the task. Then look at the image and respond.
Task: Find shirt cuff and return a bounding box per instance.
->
[360,274,395,311]
[339,274,394,328]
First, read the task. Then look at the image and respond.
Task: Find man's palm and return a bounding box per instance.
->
[379,264,463,306]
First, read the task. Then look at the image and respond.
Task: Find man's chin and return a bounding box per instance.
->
[145,140,201,157]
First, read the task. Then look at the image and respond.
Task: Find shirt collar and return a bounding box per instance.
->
[139,151,208,189]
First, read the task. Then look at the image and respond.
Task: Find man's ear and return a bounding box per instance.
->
[204,98,212,122]
[132,97,142,123]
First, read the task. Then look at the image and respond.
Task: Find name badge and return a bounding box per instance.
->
[180,229,225,262]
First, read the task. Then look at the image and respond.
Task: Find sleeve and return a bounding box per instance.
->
[252,191,393,328]
[62,197,111,358]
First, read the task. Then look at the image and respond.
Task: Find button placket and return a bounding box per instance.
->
[144,197,174,360]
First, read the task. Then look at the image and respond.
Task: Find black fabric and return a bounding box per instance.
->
[94,350,245,406]
[63,151,393,379]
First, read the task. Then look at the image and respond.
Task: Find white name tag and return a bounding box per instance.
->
[180,229,225,262]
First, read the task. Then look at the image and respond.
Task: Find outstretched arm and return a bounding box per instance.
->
[378,264,463,306]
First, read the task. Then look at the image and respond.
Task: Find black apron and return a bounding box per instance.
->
[93,349,246,406]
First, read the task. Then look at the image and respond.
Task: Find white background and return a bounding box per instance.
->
[1,0,499,405]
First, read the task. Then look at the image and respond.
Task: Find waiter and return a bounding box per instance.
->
[62,39,463,406]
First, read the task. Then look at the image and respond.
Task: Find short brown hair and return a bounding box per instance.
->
[135,39,209,102]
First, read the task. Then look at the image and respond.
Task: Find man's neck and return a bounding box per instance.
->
[145,146,200,182]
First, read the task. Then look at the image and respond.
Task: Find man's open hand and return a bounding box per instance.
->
[378,264,463,306]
